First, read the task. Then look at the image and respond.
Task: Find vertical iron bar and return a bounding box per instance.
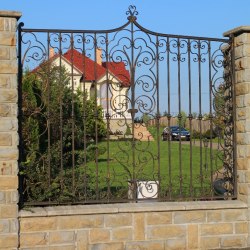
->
[105,33,111,201]
[198,40,203,192]
[70,33,75,196]
[167,37,172,199]
[230,35,237,197]
[156,36,161,198]
[47,32,51,200]
[17,22,24,208]
[94,33,99,200]
[59,33,64,191]
[188,39,193,198]
[82,33,88,201]
[130,21,136,201]
[177,38,183,196]
[208,41,214,195]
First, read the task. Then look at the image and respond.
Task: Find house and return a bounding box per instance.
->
[46,48,132,134]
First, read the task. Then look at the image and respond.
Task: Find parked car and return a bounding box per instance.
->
[162,126,190,141]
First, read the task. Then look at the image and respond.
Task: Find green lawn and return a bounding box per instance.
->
[86,137,223,200]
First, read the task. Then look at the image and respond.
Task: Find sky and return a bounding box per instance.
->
[2,0,250,115]
[2,0,250,38]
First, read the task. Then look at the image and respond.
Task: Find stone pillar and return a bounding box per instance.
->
[224,26,250,246]
[0,11,21,249]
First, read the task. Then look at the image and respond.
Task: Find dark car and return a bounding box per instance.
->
[162,126,190,141]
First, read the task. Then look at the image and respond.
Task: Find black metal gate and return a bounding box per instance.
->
[18,6,235,206]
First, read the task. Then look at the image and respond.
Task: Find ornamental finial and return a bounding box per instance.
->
[126,5,138,21]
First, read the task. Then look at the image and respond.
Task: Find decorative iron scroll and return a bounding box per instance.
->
[18,6,235,206]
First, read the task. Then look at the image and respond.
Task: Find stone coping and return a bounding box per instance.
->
[19,200,247,218]
[0,10,22,20]
[224,26,250,37]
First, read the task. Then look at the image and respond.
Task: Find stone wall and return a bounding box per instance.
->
[0,11,21,249]
[18,201,248,250]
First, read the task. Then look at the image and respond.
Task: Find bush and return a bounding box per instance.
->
[202,129,217,139]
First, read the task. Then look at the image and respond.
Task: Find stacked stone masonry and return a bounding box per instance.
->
[18,202,248,250]
[1,11,250,250]
[0,11,21,250]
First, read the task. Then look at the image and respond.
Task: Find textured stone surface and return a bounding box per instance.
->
[0,13,20,250]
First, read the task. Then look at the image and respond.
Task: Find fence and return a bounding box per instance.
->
[17,6,235,206]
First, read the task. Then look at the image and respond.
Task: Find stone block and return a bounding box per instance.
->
[0,104,11,117]
[201,223,233,236]
[236,158,248,170]
[0,205,18,219]
[105,214,132,227]
[0,192,5,203]
[49,231,75,244]
[0,19,4,31]
[146,212,171,225]
[47,246,75,250]
[0,149,18,161]
[58,215,103,230]
[236,95,245,108]
[242,69,250,82]
[235,222,248,234]
[238,183,248,195]
[76,230,88,250]
[221,235,247,248]
[112,227,132,241]
[174,211,206,224]
[0,75,11,89]
[235,70,243,83]
[133,213,145,240]
[0,219,10,233]
[236,133,250,145]
[0,118,17,132]
[0,47,9,60]
[0,32,16,46]
[20,217,56,232]
[0,234,17,247]
[223,209,247,221]
[89,242,124,250]
[0,133,12,146]
[236,107,246,120]
[235,45,243,59]
[0,162,14,175]
[237,145,247,158]
[0,61,17,74]
[201,236,220,249]
[0,176,18,190]
[187,224,198,249]
[4,18,17,32]
[165,238,186,250]
[89,228,110,243]
[207,210,222,222]
[20,232,48,247]
[148,225,185,239]
[0,89,17,103]
[126,241,164,250]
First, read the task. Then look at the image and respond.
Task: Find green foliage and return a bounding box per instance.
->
[21,64,107,203]
[178,110,187,128]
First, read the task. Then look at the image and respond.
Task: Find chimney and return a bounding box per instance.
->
[49,47,55,58]
[96,48,102,65]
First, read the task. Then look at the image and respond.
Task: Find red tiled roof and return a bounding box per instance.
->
[63,49,130,87]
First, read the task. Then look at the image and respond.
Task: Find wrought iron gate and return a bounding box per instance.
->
[18,6,235,206]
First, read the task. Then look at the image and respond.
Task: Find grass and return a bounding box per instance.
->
[86,136,223,200]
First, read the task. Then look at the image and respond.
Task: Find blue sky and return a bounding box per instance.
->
[2,0,250,115]
[2,0,250,38]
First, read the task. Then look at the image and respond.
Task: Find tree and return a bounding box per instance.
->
[178,110,187,128]
[20,64,107,203]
